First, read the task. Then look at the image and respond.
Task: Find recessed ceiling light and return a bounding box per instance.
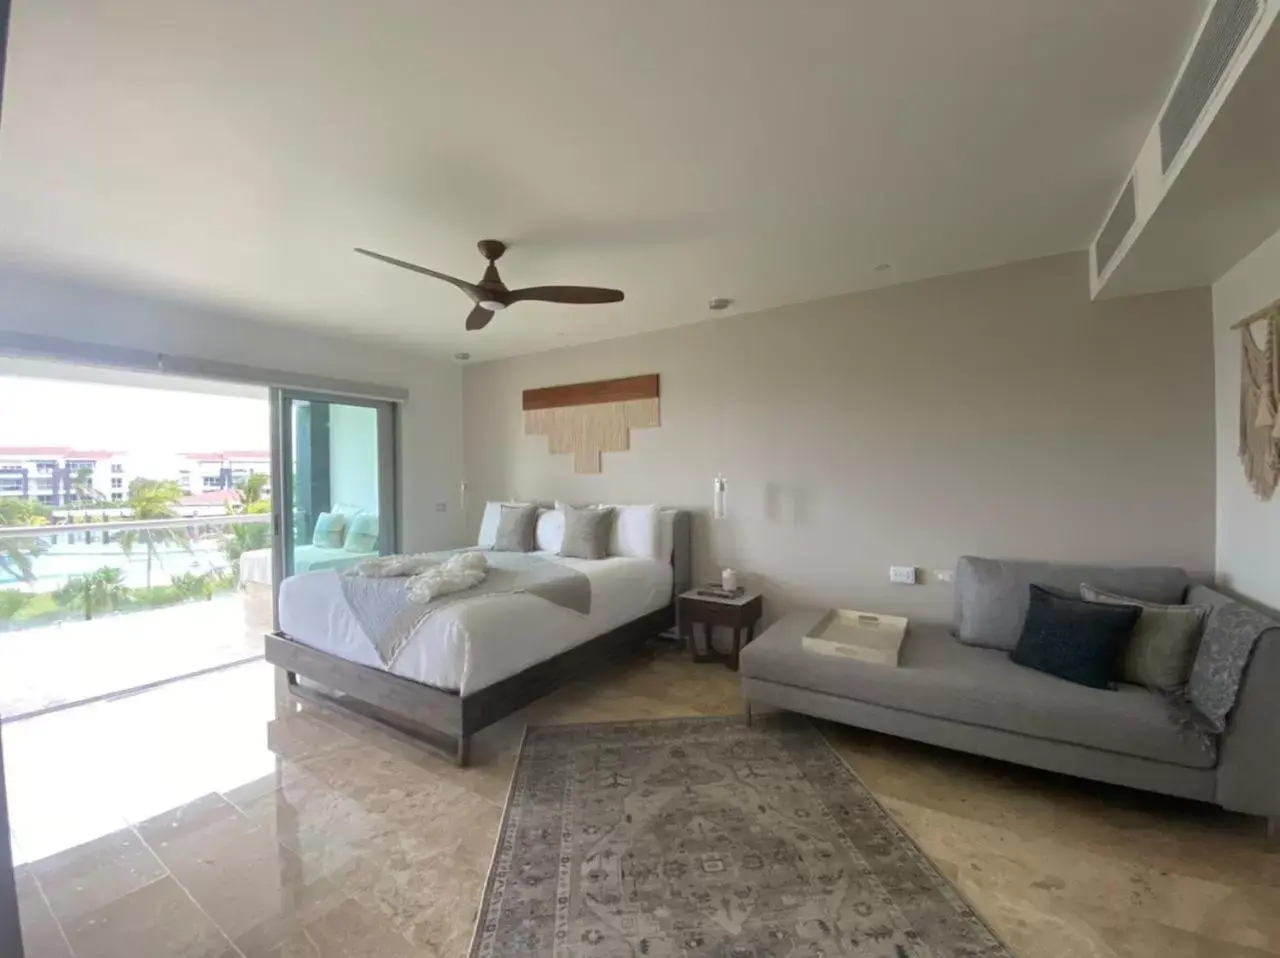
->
[453,352,471,361]
[708,297,734,311]
[874,263,891,272]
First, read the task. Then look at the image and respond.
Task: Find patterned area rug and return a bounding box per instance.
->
[471,715,1011,957]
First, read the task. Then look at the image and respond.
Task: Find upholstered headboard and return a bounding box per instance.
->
[666,509,693,600]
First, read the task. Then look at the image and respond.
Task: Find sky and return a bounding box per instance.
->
[0,376,270,456]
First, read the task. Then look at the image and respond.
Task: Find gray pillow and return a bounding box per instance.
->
[560,505,613,560]
[491,503,538,552]
[1079,584,1209,693]
[954,556,1190,651]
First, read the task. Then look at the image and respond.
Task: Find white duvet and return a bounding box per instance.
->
[278,551,672,695]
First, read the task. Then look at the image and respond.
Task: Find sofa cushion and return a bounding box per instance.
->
[955,556,1190,651]
[1080,584,1209,692]
[740,612,1215,769]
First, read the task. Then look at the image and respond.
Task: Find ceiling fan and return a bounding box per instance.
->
[354,239,624,331]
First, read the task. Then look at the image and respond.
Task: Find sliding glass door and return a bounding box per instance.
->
[270,391,397,599]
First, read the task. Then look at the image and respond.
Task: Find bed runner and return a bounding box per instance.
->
[337,551,592,668]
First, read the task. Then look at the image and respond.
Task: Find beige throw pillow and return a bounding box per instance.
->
[491,504,538,552]
[560,505,614,560]
[1079,583,1209,693]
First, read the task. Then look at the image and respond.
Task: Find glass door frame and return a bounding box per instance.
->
[0,730,22,958]
[268,388,400,628]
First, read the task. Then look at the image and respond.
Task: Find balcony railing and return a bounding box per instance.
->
[0,513,275,720]
[0,513,271,540]
[1,512,272,623]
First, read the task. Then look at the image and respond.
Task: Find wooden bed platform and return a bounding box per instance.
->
[265,510,692,766]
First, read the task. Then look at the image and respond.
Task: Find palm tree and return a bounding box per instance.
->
[0,590,30,631]
[235,471,269,506]
[0,499,51,584]
[90,567,129,614]
[69,466,99,507]
[52,566,129,621]
[118,478,189,588]
[172,571,214,602]
[222,474,270,581]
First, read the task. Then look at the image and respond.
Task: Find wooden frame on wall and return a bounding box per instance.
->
[523,374,660,474]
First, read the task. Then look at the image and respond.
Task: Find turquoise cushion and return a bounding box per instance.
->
[312,512,347,549]
[344,512,379,553]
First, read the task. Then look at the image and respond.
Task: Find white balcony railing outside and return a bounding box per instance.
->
[1,514,275,720]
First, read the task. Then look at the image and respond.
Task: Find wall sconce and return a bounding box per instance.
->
[712,473,728,520]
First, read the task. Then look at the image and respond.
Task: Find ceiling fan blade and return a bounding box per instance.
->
[506,285,624,305]
[354,248,482,301]
[465,305,495,331]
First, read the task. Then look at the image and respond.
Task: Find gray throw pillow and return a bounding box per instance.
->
[560,505,614,560]
[1079,584,1209,693]
[491,503,538,552]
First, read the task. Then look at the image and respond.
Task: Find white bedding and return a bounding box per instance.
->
[277,551,672,695]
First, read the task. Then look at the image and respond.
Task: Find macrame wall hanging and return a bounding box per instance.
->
[1236,306,1280,501]
[523,374,660,474]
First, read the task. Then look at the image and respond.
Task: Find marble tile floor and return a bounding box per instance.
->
[5,646,1280,957]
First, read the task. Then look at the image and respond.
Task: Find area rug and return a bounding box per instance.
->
[471,714,1011,957]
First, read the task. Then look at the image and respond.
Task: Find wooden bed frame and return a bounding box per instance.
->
[264,510,692,766]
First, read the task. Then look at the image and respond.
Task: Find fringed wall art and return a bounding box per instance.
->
[523,374,660,474]
[1237,311,1280,501]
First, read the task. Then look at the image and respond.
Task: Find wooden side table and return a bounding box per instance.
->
[677,590,764,671]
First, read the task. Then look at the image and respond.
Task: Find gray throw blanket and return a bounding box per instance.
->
[1180,600,1277,741]
[338,551,592,668]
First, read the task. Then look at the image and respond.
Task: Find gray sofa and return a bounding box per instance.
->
[739,557,1280,836]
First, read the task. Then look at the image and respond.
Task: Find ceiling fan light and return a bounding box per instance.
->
[478,299,506,311]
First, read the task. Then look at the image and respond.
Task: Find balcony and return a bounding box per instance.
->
[0,514,274,719]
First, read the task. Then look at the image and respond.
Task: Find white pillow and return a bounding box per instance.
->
[478,500,532,548]
[605,504,661,559]
[555,502,663,559]
[534,508,565,552]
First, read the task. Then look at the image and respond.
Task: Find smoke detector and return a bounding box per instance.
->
[708,297,734,311]
[453,352,471,361]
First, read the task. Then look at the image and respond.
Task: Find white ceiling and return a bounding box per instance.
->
[0,1,1206,362]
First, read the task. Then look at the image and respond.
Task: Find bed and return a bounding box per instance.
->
[264,508,691,765]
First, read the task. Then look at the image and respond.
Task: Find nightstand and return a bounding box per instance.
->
[677,590,764,671]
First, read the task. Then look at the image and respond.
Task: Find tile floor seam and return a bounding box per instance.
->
[26,861,79,958]
[130,821,249,958]
[300,921,321,955]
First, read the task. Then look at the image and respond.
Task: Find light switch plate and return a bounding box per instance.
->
[934,569,955,583]
[889,565,917,585]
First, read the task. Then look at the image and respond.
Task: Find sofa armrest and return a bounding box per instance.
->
[1216,626,1280,817]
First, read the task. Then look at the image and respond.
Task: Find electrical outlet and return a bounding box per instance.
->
[934,569,955,584]
[889,565,917,585]
[434,502,448,512]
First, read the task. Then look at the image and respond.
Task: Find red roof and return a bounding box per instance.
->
[0,446,121,459]
[179,450,271,462]
[179,491,242,507]
[0,446,71,457]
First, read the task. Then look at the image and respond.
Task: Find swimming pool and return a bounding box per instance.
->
[1,540,231,592]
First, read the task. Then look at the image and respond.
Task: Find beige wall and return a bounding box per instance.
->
[1212,228,1280,612]
[463,253,1215,623]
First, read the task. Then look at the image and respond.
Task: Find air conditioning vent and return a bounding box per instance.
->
[1095,178,1136,277]
[1160,0,1262,173]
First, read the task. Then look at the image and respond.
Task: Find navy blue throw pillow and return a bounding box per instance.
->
[1010,585,1141,689]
